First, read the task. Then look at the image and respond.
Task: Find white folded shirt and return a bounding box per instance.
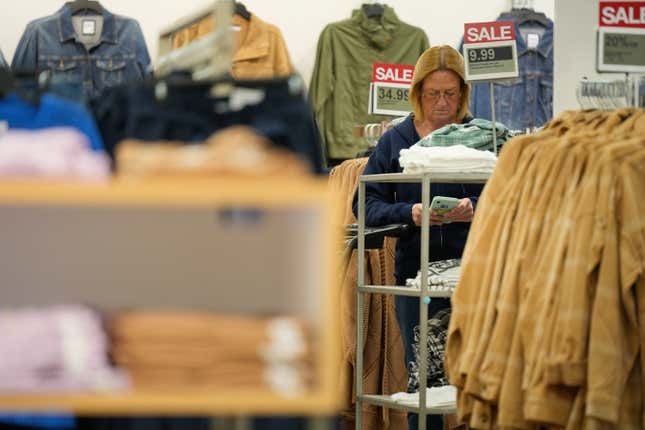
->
[390,385,457,408]
[399,144,497,174]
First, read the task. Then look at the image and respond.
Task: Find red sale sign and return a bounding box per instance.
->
[372,63,415,84]
[464,21,516,44]
[599,2,645,28]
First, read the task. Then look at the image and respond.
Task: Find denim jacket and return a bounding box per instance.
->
[466,14,554,130]
[11,5,151,99]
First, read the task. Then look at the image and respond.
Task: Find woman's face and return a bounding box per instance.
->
[420,70,463,125]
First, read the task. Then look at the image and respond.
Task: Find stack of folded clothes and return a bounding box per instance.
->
[116,126,310,179]
[417,118,514,151]
[0,305,128,393]
[405,259,461,291]
[390,385,457,409]
[109,311,312,395]
[399,144,497,175]
[0,128,110,181]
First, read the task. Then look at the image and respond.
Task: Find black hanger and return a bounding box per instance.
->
[68,0,104,15]
[234,2,251,21]
[362,3,384,18]
[510,7,549,26]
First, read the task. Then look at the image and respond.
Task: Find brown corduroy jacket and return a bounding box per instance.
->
[329,158,407,430]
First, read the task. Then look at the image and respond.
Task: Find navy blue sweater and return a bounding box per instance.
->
[352,115,484,284]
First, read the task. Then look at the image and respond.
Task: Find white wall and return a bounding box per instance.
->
[553,0,645,114]
[1,0,554,85]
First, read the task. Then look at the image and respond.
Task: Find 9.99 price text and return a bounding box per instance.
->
[469,48,496,62]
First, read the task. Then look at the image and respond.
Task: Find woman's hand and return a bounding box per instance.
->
[443,198,474,223]
[411,198,474,226]
[412,203,444,226]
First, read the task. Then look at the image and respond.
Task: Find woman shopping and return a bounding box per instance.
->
[352,45,484,429]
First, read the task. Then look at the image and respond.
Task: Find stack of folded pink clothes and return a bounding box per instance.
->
[0,128,110,181]
[0,304,128,393]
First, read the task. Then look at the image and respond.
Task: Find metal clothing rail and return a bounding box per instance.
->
[156,0,234,79]
[355,171,490,430]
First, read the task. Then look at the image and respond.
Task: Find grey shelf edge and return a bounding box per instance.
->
[359,394,456,415]
[359,172,491,184]
[359,285,453,298]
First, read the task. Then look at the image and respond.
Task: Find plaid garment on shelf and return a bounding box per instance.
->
[405,258,461,290]
[418,118,514,151]
[408,308,451,392]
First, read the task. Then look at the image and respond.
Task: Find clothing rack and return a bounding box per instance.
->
[355,171,491,430]
[636,75,645,108]
[156,0,234,79]
[353,117,406,147]
[576,78,633,110]
[353,123,384,144]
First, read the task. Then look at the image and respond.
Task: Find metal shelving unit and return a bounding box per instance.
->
[355,171,490,430]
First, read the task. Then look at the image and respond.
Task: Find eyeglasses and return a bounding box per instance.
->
[422,89,461,103]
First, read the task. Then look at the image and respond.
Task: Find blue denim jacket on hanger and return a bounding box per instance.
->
[11,4,151,99]
[466,14,554,130]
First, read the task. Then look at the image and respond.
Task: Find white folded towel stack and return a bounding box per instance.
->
[399,144,497,174]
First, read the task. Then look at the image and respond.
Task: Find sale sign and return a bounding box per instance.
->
[464,21,516,44]
[372,63,415,84]
[599,2,645,28]
[598,2,645,72]
[463,21,519,81]
[369,63,414,116]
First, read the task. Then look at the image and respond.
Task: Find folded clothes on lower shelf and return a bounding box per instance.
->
[0,305,128,393]
[0,305,313,396]
[109,311,313,395]
[405,258,461,291]
[390,385,457,408]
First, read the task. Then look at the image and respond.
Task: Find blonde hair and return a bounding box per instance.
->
[409,45,471,122]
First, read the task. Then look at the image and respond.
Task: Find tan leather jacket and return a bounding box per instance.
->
[171,13,294,79]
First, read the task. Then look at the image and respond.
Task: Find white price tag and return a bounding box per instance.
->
[371,83,411,116]
[369,63,414,116]
[82,19,96,36]
[527,33,540,49]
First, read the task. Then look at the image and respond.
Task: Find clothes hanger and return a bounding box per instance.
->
[234,2,251,21]
[362,3,384,18]
[68,0,104,15]
[509,7,549,26]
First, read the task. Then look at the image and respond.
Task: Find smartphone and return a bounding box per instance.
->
[430,196,460,215]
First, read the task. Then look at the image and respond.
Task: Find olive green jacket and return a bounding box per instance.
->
[309,6,429,162]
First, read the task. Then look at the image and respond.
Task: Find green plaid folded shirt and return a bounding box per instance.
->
[417,118,515,151]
